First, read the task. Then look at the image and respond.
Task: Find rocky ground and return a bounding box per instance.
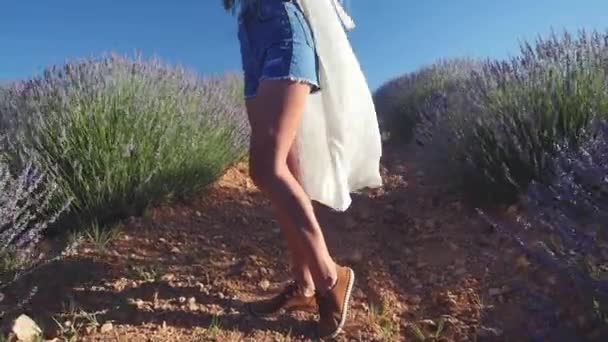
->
[0,147,602,341]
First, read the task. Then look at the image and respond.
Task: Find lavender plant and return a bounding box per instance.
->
[406,30,608,202]
[522,120,608,291]
[381,29,608,335]
[0,147,69,276]
[1,54,248,225]
[373,58,480,143]
[475,121,608,338]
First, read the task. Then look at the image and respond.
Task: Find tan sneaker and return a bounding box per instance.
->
[315,266,355,339]
[247,281,317,316]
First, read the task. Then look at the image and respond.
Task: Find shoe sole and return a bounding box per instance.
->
[324,267,355,340]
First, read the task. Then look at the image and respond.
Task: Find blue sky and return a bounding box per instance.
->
[1,0,607,90]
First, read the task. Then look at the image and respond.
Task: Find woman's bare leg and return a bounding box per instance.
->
[285,143,316,295]
[246,79,337,291]
[263,144,315,295]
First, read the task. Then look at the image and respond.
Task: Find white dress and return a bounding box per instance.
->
[295,0,383,211]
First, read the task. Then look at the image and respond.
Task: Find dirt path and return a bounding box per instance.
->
[0,148,601,341]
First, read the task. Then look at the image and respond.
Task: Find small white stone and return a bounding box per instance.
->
[259,279,270,291]
[100,322,114,333]
[12,314,42,342]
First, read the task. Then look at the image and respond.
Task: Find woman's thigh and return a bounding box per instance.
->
[245,80,310,162]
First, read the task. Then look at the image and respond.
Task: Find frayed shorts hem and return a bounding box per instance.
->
[244,76,321,99]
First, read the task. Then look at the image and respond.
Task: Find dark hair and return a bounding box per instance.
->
[223,0,239,12]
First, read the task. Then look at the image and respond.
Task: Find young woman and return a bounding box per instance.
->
[224,0,382,339]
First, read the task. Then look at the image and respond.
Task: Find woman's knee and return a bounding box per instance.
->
[249,150,288,190]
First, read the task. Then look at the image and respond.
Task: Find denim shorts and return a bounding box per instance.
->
[237,0,321,99]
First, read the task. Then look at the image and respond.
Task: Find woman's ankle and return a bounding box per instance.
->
[316,263,339,293]
[298,284,316,297]
[293,274,316,297]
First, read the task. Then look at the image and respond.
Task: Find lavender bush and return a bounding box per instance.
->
[403,30,608,201]
[373,58,480,143]
[476,122,608,338]
[0,54,248,225]
[375,29,608,335]
[0,147,69,277]
[522,121,608,290]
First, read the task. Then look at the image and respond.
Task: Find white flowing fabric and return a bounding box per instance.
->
[295,0,383,211]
